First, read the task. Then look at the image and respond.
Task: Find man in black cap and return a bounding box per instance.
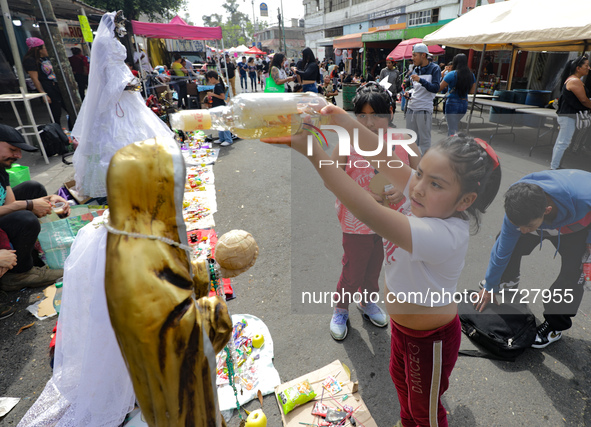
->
[0,124,69,292]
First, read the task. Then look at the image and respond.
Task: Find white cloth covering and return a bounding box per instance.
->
[72,12,172,198]
[18,217,135,427]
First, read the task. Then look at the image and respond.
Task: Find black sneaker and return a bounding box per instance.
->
[532,321,562,348]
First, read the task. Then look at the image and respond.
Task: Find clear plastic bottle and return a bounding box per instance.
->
[169,93,330,139]
[53,281,63,314]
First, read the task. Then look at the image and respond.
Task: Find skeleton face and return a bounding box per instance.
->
[115,11,127,37]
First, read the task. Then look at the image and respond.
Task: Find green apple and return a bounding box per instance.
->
[252,334,265,349]
[245,409,267,427]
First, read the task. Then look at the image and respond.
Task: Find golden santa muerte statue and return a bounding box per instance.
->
[104,136,258,426]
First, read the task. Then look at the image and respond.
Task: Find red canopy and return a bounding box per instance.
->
[387,38,445,61]
[244,46,265,55]
[131,15,222,40]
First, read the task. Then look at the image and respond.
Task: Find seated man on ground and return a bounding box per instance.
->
[0,124,68,292]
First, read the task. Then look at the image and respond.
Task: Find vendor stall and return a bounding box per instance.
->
[423,0,591,130]
[131,16,233,96]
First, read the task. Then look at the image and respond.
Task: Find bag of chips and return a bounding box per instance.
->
[276,379,317,414]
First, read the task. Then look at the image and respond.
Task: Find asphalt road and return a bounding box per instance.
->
[2,94,591,426]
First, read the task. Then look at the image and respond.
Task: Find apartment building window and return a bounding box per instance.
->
[325,0,349,13]
[408,8,439,26]
[325,27,344,37]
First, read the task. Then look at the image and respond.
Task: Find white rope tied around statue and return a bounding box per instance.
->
[102,211,193,252]
[103,211,244,421]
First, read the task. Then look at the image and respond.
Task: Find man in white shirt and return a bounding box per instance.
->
[405,43,441,154]
[134,47,153,75]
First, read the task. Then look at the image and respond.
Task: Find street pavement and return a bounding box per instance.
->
[1,89,591,426]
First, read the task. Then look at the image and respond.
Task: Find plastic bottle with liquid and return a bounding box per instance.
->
[169,92,330,139]
[53,281,63,314]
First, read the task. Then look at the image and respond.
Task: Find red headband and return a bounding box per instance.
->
[474,138,500,170]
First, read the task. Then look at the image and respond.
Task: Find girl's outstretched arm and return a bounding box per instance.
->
[262,113,413,253]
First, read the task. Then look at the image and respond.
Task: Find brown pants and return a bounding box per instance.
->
[229,76,236,98]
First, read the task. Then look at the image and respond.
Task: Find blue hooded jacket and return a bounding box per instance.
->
[484,170,591,291]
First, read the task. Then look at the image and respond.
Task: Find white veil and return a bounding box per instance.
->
[71,11,172,198]
[72,12,132,147]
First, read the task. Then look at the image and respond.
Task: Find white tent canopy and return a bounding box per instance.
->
[233,44,250,53]
[423,0,591,52]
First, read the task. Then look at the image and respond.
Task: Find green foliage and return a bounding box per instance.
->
[85,0,186,21]
[202,0,257,47]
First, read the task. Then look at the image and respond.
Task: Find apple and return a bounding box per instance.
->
[245,409,267,427]
[252,334,265,349]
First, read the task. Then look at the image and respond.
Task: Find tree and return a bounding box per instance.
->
[183,13,195,26]
[202,13,223,27]
[202,0,257,47]
[85,0,185,21]
[85,0,185,64]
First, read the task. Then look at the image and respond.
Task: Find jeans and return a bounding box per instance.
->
[405,109,433,154]
[498,225,589,331]
[551,115,576,169]
[248,72,257,92]
[239,73,247,90]
[0,181,47,273]
[302,83,318,93]
[444,98,468,136]
[218,130,232,144]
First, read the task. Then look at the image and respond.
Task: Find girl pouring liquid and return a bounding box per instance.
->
[262,108,501,426]
[329,82,420,341]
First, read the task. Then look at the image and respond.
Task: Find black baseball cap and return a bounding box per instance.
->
[0,124,38,152]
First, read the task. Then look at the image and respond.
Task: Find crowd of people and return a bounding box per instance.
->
[3,27,591,427]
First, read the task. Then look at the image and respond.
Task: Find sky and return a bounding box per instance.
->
[185,0,305,28]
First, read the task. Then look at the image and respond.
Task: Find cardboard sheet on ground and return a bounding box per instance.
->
[275,360,378,427]
[218,314,281,419]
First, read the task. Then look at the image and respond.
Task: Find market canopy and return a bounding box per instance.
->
[131,15,222,40]
[333,32,364,49]
[244,46,265,55]
[387,38,444,61]
[423,0,591,52]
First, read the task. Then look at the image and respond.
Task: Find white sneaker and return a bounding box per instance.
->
[357,302,388,327]
[220,141,232,147]
[330,308,349,341]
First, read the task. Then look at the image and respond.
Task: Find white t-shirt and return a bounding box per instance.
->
[134,51,153,73]
[383,175,470,307]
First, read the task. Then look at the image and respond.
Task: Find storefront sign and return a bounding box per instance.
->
[165,39,206,52]
[58,21,84,45]
[361,29,404,42]
[260,3,268,17]
[368,6,405,21]
[78,15,93,43]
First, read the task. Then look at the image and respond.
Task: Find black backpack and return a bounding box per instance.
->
[458,290,537,362]
[38,123,70,157]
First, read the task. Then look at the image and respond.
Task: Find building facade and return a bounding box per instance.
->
[303,0,504,61]
[254,21,305,59]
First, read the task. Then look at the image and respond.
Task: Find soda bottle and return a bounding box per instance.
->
[53,281,63,314]
[169,93,330,139]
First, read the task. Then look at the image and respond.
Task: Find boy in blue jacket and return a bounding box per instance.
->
[405,43,441,154]
[476,170,591,348]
